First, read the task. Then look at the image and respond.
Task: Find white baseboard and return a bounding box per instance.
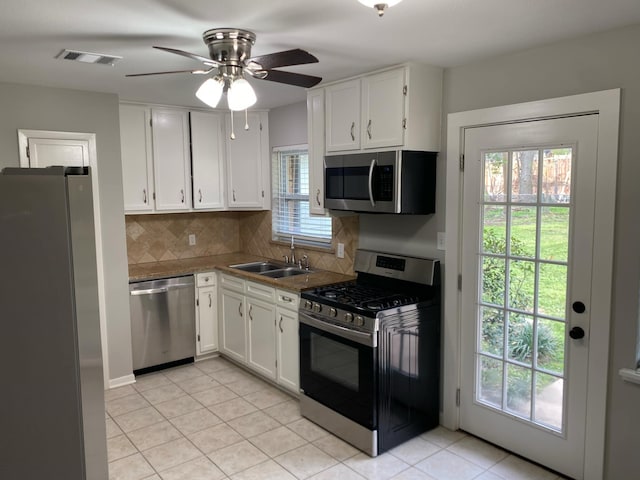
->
[108,374,136,389]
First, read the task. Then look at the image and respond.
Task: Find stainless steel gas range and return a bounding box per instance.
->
[298,249,441,456]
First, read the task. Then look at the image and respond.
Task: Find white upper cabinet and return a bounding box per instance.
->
[307,89,326,214]
[325,79,361,152]
[225,111,269,209]
[151,109,191,211]
[120,104,154,212]
[190,111,225,210]
[319,63,443,154]
[361,69,406,149]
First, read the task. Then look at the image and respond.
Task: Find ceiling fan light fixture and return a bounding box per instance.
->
[357,0,403,16]
[196,77,224,108]
[227,77,257,111]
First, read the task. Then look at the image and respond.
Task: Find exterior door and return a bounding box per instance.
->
[460,115,598,479]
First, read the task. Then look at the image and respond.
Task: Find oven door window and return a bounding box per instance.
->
[300,323,377,429]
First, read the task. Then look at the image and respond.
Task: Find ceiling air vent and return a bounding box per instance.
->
[56,49,122,66]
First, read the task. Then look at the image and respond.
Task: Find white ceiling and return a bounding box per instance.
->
[1,0,640,110]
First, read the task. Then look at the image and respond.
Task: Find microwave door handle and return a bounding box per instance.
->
[368,158,377,207]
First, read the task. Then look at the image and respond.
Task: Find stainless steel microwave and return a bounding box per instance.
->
[324,150,437,214]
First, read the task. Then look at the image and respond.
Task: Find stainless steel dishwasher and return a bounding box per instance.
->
[129,275,195,373]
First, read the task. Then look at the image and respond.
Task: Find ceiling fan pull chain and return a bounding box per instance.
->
[244,109,250,131]
[230,110,236,140]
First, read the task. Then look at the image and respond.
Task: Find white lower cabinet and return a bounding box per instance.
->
[195,272,218,356]
[276,289,300,393]
[218,273,299,393]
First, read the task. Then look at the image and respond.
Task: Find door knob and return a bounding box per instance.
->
[569,326,585,339]
[572,301,586,313]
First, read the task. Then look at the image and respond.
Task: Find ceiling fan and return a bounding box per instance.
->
[127,28,322,113]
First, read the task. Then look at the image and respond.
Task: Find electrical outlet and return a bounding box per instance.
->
[337,242,345,259]
[437,232,446,250]
[188,234,196,246]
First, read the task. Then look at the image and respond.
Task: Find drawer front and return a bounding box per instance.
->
[246,280,275,302]
[220,273,244,292]
[276,289,299,310]
[196,271,216,287]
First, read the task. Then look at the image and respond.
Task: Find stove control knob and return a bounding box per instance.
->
[329,308,338,318]
[354,315,365,327]
[344,312,354,323]
[312,302,322,313]
[304,300,313,310]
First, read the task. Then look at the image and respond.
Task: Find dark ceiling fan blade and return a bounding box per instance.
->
[126,68,211,77]
[248,49,318,70]
[258,69,322,88]
[152,46,220,66]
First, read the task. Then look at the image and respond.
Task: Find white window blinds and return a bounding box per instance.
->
[272,146,332,245]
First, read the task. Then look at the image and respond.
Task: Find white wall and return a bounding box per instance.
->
[269,101,308,149]
[0,82,132,383]
[442,24,640,479]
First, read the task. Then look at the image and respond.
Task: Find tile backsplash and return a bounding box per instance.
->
[125,211,359,275]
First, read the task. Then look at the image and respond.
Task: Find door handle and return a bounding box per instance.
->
[233,189,236,202]
[279,316,284,333]
[180,189,185,203]
[368,158,377,207]
[350,121,355,141]
[208,293,212,308]
[569,326,585,339]
[316,188,321,206]
[249,305,253,321]
[143,188,147,204]
[199,189,203,203]
[238,302,243,317]
[572,301,586,313]
[367,119,372,140]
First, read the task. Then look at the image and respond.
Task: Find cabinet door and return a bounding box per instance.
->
[191,111,225,210]
[325,80,360,152]
[196,285,218,355]
[225,111,265,208]
[219,288,246,363]
[307,89,326,215]
[276,307,299,393]
[361,69,406,149]
[152,109,191,210]
[246,297,277,380]
[120,104,154,211]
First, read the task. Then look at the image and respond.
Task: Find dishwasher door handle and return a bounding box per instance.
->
[130,287,169,296]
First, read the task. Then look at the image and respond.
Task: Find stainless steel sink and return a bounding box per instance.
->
[260,267,309,278]
[229,261,285,273]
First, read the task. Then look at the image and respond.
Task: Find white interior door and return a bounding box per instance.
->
[460,115,599,479]
[27,137,89,167]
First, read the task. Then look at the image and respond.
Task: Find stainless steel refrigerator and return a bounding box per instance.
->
[0,166,108,480]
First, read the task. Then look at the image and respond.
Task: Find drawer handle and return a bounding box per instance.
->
[238,302,242,317]
[208,293,212,308]
[249,305,253,321]
[281,296,293,303]
[279,316,283,333]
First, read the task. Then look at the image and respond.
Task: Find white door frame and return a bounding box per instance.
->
[18,129,110,388]
[443,89,620,479]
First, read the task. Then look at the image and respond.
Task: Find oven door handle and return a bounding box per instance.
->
[368,158,377,208]
[299,312,376,348]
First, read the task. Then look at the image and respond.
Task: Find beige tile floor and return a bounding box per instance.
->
[105,357,566,480]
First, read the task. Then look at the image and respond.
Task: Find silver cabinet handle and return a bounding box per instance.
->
[198,189,202,203]
[208,293,212,308]
[180,189,185,203]
[143,189,147,204]
[316,188,321,206]
[350,121,355,141]
[238,301,242,317]
[367,119,372,139]
[281,295,293,303]
[279,316,283,333]
[368,158,377,207]
[130,287,168,296]
[233,189,236,202]
[249,305,253,321]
